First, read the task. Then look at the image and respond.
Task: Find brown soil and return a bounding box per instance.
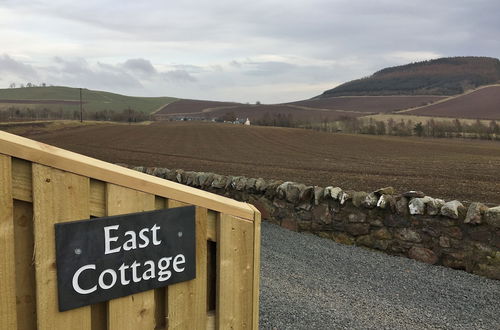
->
[290,96,446,113]
[154,96,448,122]
[205,104,363,122]
[155,99,241,115]
[155,102,363,122]
[12,121,500,204]
[407,86,500,119]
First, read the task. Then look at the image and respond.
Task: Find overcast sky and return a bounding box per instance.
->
[0,0,499,103]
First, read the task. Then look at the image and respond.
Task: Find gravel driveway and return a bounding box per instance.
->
[259,222,500,329]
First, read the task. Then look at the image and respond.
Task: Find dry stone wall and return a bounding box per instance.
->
[131,166,500,280]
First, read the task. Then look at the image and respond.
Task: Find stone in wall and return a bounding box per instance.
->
[409,197,428,215]
[441,200,466,219]
[362,193,378,208]
[427,198,445,215]
[464,202,488,224]
[408,247,438,264]
[395,196,409,216]
[352,191,368,208]
[485,206,500,228]
[324,186,343,200]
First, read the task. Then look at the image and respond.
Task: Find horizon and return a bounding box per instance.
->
[1,55,499,105]
[1,1,499,103]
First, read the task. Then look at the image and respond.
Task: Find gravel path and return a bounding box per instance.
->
[259,222,500,329]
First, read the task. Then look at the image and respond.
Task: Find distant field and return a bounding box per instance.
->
[205,104,363,122]
[0,86,177,113]
[154,99,241,116]
[154,100,364,122]
[8,121,500,204]
[405,85,500,119]
[289,95,446,113]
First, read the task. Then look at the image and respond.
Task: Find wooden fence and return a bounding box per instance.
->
[0,130,261,330]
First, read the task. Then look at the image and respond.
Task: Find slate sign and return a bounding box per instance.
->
[55,206,196,311]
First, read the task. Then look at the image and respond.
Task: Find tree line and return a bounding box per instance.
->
[314,116,500,140]
[0,106,151,123]
[253,111,500,141]
[8,82,50,88]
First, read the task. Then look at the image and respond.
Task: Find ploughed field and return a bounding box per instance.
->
[290,95,446,112]
[154,99,241,116]
[155,100,364,122]
[204,104,363,121]
[153,95,451,123]
[406,85,500,119]
[13,121,500,204]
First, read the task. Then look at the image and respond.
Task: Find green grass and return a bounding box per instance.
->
[0,86,177,114]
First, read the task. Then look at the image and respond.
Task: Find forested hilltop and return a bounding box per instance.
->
[320,56,500,97]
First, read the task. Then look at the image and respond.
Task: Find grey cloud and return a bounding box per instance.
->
[0,54,38,79]
[243,61,295,76]
[162,70,196,83]
[170,64,205,74]
[230,60,242,68]
[122,58,158,76]
[46,57,143,90]
[1,0,500,103]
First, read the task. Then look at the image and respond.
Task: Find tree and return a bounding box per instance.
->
[9,82,16,88]
[375,121,386,135]
[488,120,499,136]
[426,119,436,137]
[221,111,236,122]
[387,118,395,135]
[453,119,463,137]
[413,122,424,137]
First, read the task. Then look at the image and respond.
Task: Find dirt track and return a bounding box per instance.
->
[13,121,500,204]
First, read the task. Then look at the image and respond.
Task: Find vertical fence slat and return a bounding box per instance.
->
[12,157,32,202]
[207,210,217,242]
[32,164,91,329]
[249,205,261,330]
[14,200,36,330]
[217,214,254,329]
[12,157,36,329]
[106,184,156,330]
[155,195,167,210]
[154,195,168,329]
[0,155,18,330]
[90,179,106,217]
[167,200,208,329]
[90,179,108,330]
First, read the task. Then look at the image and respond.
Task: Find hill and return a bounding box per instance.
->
[154,99,242,119]
[154,100,365,124]
[0,86,177,115]
[320,56,500,97]
[6,121,500,204]
[288,95,446,113]
[404,85,500,119]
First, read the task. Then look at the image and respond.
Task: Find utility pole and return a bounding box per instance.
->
[80,88,83,123]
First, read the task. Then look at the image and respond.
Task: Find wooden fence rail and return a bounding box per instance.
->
[0,131,260,330]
